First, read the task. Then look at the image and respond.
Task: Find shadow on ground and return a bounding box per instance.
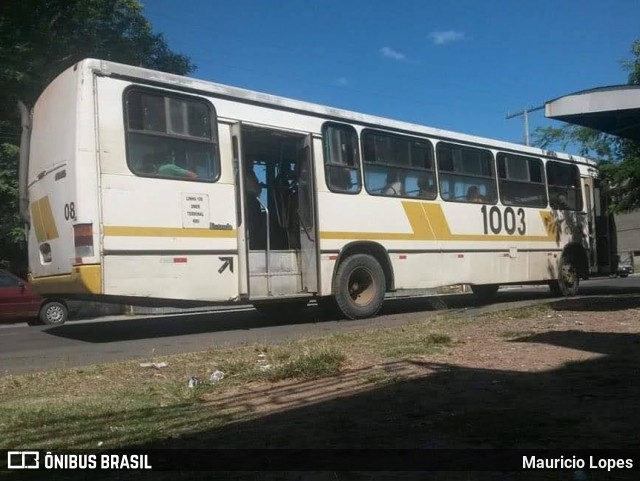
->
[550,295,640,312]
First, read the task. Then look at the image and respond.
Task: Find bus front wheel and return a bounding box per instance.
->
[333,254,386,320]
[549,256,579,297]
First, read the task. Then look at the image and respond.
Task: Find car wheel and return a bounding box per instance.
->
[39,301,68,326]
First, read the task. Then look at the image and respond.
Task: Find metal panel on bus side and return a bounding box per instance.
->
[96,76,240,302]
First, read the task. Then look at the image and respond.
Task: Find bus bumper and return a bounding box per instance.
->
[29,265,102,295]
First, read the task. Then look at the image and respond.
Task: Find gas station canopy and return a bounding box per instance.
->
[545,85,640,142]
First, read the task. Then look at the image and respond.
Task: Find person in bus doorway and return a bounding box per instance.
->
[466,185,484,203]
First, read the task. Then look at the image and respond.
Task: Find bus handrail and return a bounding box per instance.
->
[256,197,271,295]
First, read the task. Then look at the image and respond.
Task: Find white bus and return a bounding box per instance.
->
[19,59,617,325]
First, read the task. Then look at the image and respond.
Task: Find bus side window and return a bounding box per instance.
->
[547,161,583,211]
[436,142,496,204]
[322,123,361,194]
[362,130,435,199]
[497,152,547,208]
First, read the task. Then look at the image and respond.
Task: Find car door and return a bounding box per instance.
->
[0,271,40,320]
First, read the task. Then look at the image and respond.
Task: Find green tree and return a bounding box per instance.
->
[533,39,640,213]
[0,0,195,274]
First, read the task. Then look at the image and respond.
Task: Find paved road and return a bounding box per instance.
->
[1,276,638,375]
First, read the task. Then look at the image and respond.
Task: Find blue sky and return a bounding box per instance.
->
[143,0,639,149]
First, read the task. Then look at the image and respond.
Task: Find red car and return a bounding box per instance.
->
[0,269,68,325]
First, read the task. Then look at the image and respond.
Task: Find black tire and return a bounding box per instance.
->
[470,284,499,300]
[548,280,562,296]
[252,300,308,318]
[39,300,68,326]
[333,254,386,320]
[550,255,579,297]
[619,274,629,279]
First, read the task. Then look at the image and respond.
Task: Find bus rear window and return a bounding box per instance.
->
[125,89,219,182]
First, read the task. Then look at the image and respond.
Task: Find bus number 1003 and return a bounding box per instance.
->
[480,206,526,235]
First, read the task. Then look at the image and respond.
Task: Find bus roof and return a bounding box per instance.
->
[75,58,596,167]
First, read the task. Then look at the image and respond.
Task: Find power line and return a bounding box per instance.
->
[506,105,544,146]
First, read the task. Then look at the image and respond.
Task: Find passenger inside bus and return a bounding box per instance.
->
[271,160,299,249]
[466,185,484,203]
[383,169,403,196]
[330,167,353,192]
[244,164,267,250]
[139,151,197,179]
[417,174,436,198]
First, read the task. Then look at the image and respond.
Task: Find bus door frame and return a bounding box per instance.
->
[296,134,319,294]
[231,122,249,297]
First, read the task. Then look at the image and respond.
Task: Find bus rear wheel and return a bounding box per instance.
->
[333,254,385,319]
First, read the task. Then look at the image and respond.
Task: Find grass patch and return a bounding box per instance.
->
[0,311,470,449]
[264,348,346,381]
[500,330,536,339]
[381,332,452,358]
[480,303,552,320]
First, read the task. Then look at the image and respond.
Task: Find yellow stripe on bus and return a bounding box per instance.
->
[30,196,59,243]
[320,201,557,243]
[30,265,101,295]
[104,226,237,238]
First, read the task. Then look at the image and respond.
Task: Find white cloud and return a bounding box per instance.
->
[380,47,407,61]
[429,30,465,46]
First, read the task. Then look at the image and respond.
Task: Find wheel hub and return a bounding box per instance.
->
[348,267,376,306]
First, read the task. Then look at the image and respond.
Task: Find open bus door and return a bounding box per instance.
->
[582,176,598,275]
[232,123,319,301]
[296,135,319,294]
[593,179,618,275]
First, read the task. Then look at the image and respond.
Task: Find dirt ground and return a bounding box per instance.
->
[18,294,640,481]
[156,295,640,450]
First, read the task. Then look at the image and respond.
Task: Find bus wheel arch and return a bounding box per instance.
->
[332,241,394,292]
[329,242,392,319]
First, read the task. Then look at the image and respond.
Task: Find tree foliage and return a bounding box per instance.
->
[533,39,640,213]
[0,0,195,273]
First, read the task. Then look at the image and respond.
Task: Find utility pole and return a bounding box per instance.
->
[506,105,544,146]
